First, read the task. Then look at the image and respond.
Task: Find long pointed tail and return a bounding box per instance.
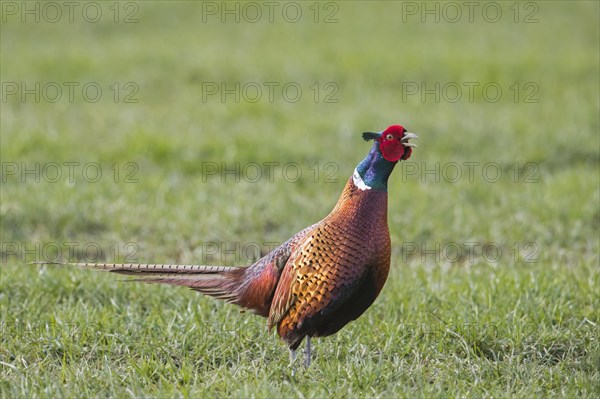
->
[32,261,245,302]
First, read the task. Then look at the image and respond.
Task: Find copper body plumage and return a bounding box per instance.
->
[269,181,391,350]
[37,125,418,368]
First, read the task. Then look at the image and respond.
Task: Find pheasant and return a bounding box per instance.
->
[35,125,418,369]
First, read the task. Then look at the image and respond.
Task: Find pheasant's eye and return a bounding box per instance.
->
[385,133,394,141]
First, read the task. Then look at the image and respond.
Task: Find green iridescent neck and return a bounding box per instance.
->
[354,142,397,191]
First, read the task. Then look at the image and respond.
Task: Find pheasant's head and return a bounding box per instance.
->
[362,125,418,161]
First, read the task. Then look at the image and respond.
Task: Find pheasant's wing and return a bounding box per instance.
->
[231,223,317,315]
[267,220,372,332]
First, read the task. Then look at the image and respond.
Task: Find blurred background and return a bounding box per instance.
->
[1,1,598,396]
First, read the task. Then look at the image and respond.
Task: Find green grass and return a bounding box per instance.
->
[1,1,599,397]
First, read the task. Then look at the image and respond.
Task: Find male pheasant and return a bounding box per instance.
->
[37,125,418,368]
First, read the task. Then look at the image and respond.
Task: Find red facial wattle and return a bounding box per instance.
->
[378,125,414,162]
[380,138,406,162]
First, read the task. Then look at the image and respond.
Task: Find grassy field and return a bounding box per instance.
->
[1,1,599,397]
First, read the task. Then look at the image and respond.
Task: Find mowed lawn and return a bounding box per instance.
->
[1,1,598,397]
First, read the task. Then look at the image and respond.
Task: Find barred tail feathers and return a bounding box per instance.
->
[32,261,245,303]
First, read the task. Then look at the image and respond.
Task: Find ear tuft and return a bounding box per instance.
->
[362,132,380,142]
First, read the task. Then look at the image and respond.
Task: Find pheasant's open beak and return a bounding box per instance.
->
[401,132,419,148]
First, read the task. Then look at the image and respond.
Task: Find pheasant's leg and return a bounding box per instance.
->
[289,348,298,377]
[304,336,311,368]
